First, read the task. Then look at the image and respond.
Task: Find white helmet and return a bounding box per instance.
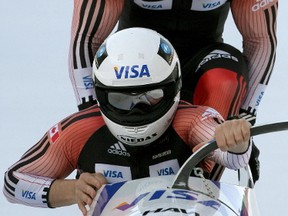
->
[93,27,181,146]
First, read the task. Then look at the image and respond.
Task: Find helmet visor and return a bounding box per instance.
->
[108,89,164,111]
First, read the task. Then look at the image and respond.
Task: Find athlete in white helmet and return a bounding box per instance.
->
[4,28,251,216]
[68,0,277,182]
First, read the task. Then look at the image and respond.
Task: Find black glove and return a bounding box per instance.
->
[249,140,260,182]
[78,97,97,111]
[238,110,260,183]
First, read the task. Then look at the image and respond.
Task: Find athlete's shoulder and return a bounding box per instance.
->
[173,101,223,144]
[177,100,198,109]
[177,100,216,112]
[47,105,105,143]
[61,105,103,127]
[176,100,223,120]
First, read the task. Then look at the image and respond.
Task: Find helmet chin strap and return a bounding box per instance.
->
[127,107,149,115]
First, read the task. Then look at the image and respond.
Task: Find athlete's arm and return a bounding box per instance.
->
[197,112,252,170]
[174,104,252,171]
[3,108,105,209]
[3,131,75,208]
[195,117,252,171]
[231,0,278,115]
[69,0,124,109]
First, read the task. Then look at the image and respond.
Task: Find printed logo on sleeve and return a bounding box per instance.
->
[49,124,59,143]
[250,84,266,111]
[21,190,36,200]
[14,172,50,206]
[82,75,94,89]
[202,107,219,118]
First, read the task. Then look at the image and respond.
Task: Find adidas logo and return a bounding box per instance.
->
[252,0,273,12]
[108,142,131,157]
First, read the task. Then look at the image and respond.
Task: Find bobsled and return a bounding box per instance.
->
[87,141,259,216]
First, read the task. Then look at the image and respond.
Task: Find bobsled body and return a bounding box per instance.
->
[88,174,259,216]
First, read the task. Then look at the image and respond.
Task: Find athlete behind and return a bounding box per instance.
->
[68,0,278,182]
[4,28,252,216]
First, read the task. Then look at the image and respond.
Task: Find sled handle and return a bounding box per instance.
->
[171,121,288,190]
